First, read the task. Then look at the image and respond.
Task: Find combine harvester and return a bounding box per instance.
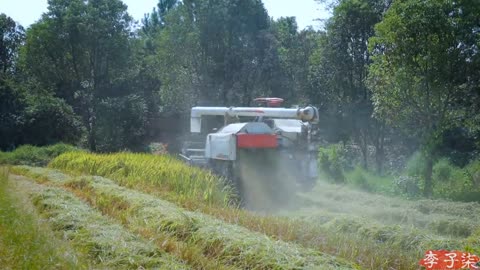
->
[180,98,320,207]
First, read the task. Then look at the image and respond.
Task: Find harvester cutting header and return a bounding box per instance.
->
[181,98,320,204]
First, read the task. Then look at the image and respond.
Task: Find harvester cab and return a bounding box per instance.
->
[180,98,320,205]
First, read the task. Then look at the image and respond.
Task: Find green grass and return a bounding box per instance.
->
[15,166,356,270]
[344,166,394,194]
[12,173,189,269]
[0,144,81,166]
[0,167,82,269]
[49,151,234,207]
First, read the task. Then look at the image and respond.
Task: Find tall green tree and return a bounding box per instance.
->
[153,1,200,114]
[309,0,387,170]
[0,80,25,150]
[149,0,286,114]
[0,14,24,77]
[194,0,284,106]
[368,0,480,196]
[271,17,320,103]
[21,0,139,151]
[142,0,178,35]
[1,14,83,150]
[0,15,24,150]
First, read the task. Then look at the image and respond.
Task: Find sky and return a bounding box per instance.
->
[1,0,330,30]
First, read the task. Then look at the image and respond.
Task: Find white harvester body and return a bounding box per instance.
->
[181,98,320,198]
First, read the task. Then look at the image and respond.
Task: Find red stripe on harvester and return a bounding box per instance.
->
[236,134,278,148]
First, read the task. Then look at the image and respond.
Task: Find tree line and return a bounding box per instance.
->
[1,0,479,197]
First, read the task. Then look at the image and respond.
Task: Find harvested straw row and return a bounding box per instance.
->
[12,173,189,270]
[15,166,356,270]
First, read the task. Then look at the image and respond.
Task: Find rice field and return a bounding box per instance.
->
[49,152,235,206]
[3,151,480,269]
[13,175,188,269]
[13,166,354,270]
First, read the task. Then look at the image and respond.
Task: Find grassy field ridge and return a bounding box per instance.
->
[0,168,83,269]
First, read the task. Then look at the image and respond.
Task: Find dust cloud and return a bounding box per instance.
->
[235,149,306,212]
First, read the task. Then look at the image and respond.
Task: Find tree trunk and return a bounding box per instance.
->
[361,146,368,170]
[358,129,368,170]
[87,120,97,152]
[87,104,97,152]
[374,123,385,175]
[424,155,434,197]
[88,132,96,151]
[375,145,384,175]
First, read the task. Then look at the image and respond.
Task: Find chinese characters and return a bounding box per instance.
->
[419,250,480,270]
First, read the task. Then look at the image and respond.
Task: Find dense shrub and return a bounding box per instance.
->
[318,144,346,183]
[345,166,370,191]
[404,152,426,177]
[465,160,480,188]
[318,144,397,193]
[402,153,480,202]
[345,166,396,194]
[0,144,81,166]
[22,94,84,146]
[94,95,148,153]
[0,80,84,150]
[319,147,480,202]
[0,80,26,150]
[433,159,455,183]
[393,175,422,197]
[433,159,480,203]
[459,160,480,202]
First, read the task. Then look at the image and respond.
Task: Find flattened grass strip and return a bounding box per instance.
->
[296,183,480,239]
[12,174,189,270]
[15,166,355,270]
